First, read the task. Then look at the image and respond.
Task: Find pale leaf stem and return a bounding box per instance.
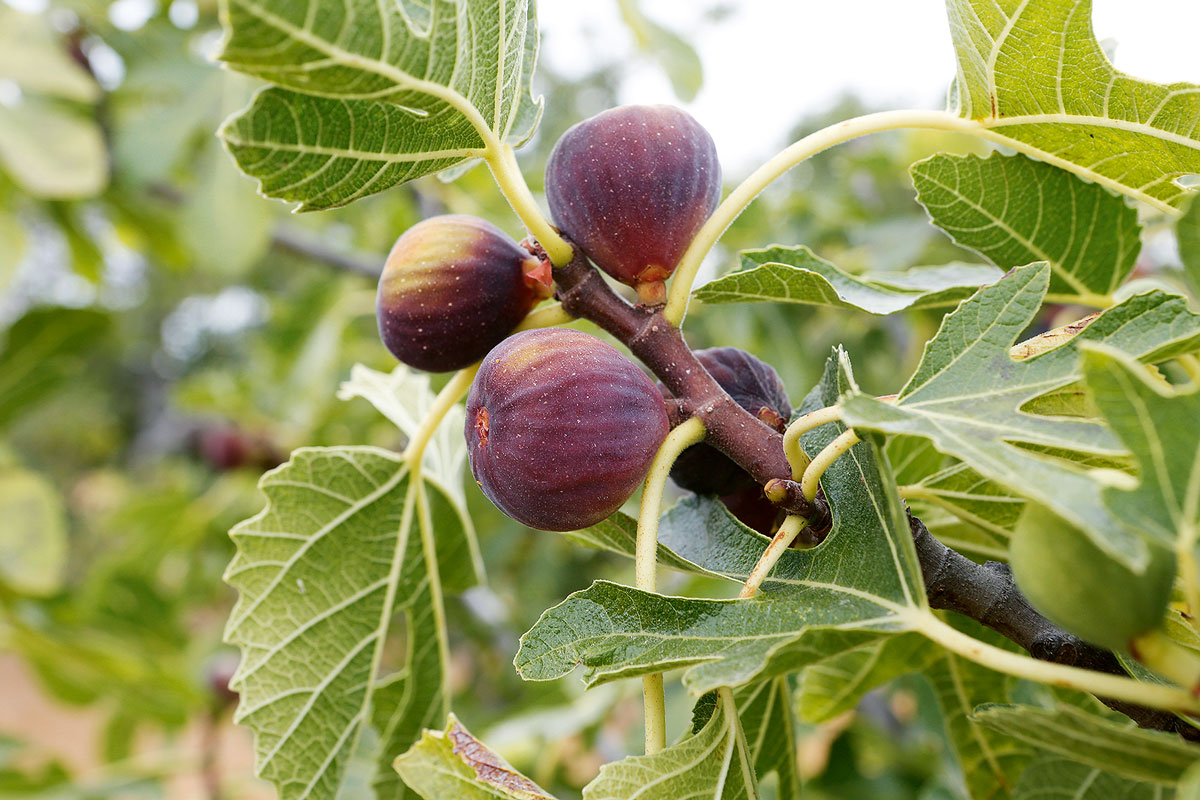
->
[909,610,1200,716]
[485,144,574,265]
[664,109,983,325]
[739,515,810,599]
[636,416,706,754]
[800,429,861,501]
[782,406,844,478]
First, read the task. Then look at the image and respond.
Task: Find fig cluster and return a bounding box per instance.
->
[465,329,669,531]
[373,104,730,531]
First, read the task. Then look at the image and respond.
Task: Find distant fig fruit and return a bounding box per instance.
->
[377,215,551,372]
[666,347,791,496]
[545,105,721,304]
[465,328,669,531]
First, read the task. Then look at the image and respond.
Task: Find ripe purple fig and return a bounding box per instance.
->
[665,347,791,496]
[465,328,669,531]
[376,215,551,372]
[545,105,721,304]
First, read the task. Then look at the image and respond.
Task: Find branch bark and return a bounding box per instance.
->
[910,512,1200,741]
[539,242,1199,741]
[549,249,828,531]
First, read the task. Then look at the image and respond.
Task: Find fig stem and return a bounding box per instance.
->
[800,429,861,501]
[635,416,706,755]
[402,366,479,465]
[486,144,574,266]
[739,515,810,599]
[782,406,844,478]
[514,302,573,331]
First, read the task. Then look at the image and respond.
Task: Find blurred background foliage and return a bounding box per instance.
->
[0,1,1175,798]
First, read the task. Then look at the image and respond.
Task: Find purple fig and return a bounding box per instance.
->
[545,105,721,304]
[720,484,783,538]
[465,328,669,531]
[376,215,551,372]
[665,347,791,496]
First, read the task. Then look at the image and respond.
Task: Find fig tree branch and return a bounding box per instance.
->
[544,243,1200,741]
[910,512,1200,741]
[547,248,829,529]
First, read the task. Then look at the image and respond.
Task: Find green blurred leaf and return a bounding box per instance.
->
[180,74,274,276]
[973,704,1198,785]
[583,690,756,800]
[0,468,67,596]
[0,7,99,102]
[795,633,935,723]
[0,308,111,431]
[218,0,542,209]
[225,447,447,800]
[0,213,26,292]
[395,715,555,800]
[0,101,107,199]
[912,153,1141,298]
[694,245,1001,314]
[616,0,703,102]
[839,264,1200,570]
[925,621,1034,800]
[945,0,1200,213]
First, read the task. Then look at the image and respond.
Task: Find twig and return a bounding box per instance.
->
[550,249,830,529]
[909,512,1200,741]
[271,226,382,279]
[540,242,1199,740]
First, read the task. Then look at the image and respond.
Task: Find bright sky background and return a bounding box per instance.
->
[539,0,1200,174]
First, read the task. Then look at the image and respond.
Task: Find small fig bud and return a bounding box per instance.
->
[465,329,669,531]
[1010,503,1175,652]
[665,348,791,496]
[545,105,721,303]
[376,215,550,372]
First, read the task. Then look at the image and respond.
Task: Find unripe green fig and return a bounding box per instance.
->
[465,328,669,531]
[376,215,551,372]
[1010,502,1175,652]
[665,347,791,496]
[545,105,721,304]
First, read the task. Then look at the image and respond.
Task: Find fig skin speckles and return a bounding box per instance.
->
[545,105,721,304]
[465,328,669,532]
[665,347,791,496]
[376,215,549,372]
